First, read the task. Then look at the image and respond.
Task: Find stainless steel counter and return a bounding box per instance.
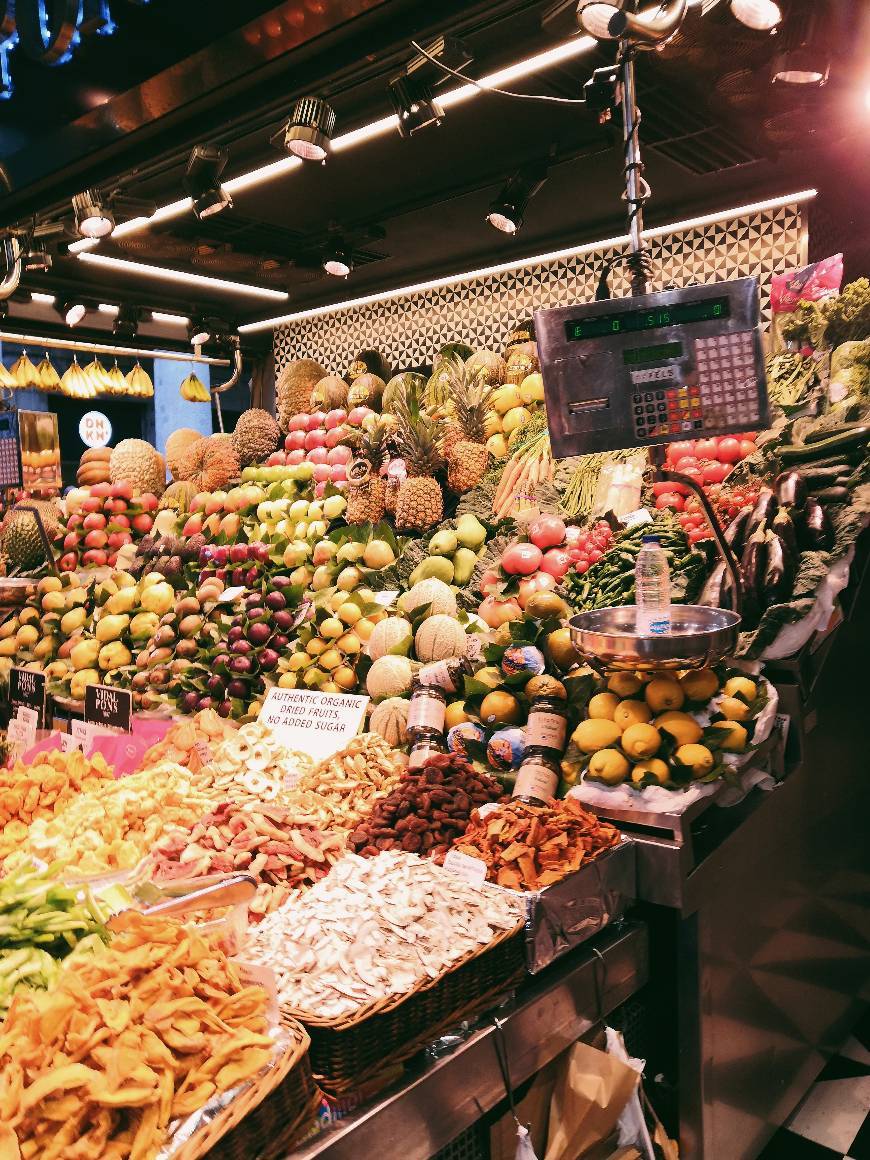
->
[288,921,649,1160]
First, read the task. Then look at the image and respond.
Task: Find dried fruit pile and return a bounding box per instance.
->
[203,720,313,804]
[453,798,621,891]
[26,762,218,876]
[149,800,345,920]
[139,708,238,773]
[292,733,408,831]
[0,749,115,861]
[347,754,504,862]
[0,911,274,1160]
[248,851,524,1019]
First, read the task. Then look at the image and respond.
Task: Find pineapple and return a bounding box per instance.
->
[441,357,493,494]
[392,391,445,532]
[343,420,390,525]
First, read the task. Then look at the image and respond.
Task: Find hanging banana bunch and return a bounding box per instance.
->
[0,361,18,391]
[126,360,154,398]
[36,353,61,393]
[107,361,126,395]
[83,357,113,396]
[11,350,39,389]
[60,355,90,399]
[179,370,210,402]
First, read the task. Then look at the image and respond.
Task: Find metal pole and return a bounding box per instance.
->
[0,330,231,367]
[620,46,647,296]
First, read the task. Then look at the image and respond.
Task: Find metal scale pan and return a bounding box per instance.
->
[568,604,741,672]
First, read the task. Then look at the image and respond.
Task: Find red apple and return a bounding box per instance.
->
[204,495,224,516]
[307,411,326,431]
[59,552,78,571]
[284,430,306,451]
[327,445,352,465]
[110,513,130,529]
[305,446,328,465]
[304,429,327,451]
[479,596,523,628]
[109,480,133,500]
[330,464,347,483]
[107,552,118,567]
[478,568,502,595]
[81,496,102,513]
[131,513,154,534]
[66,513,83,530]
[312,463,332,483]
[107,531,132,551]
[84,529,108,549]
[83,512,107,531]
[501,542,543,576]
[325,408,348,429]
[82,548,108,566]
[286,449,305,466]
[289,413,309,432]
[347,406,372,426]
[324,426,345,449]
[191,493,209,513]
[181,515,202,537]
[90,482,111,499]
[266,451,286,466]
[138,493,159,512]
[63,532,78,551]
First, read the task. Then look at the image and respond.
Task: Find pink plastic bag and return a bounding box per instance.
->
[771,255,843,314]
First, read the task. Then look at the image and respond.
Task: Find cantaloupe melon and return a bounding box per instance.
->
[369,697,410,746]
[414,615,468,663]
[366,655,414,701]
[366,616,413,661]
[401,577,457,619]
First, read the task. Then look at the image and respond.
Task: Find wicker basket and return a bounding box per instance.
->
[288,921,526,1097]
[173,1018,320,1160]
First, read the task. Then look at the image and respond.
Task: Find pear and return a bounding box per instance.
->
[455,513,487,551]
[429,529,458,556]
[452,547,478,585]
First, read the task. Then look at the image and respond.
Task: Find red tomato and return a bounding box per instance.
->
[574,560,589,574]
[655,492,684,511]
[694,438,719,460]
[678,466,705,489]
[688,528,710,544]
[739,440,755,458]
[737,431,757,442]
[675,455,700,472]
[667,440,695,462]
[702,461,729,485]
[540,548,573,580]
[588,548,602,563]
[567,548,586,563]
[716,437,742,464]
[652,481,676,496]
[501,542,543,576]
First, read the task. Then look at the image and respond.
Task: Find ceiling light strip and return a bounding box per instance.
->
[151,310,190,325]
[77,252,289,300]
[238,188,817,333]
[30,292,56,304]
[0,329,230,365]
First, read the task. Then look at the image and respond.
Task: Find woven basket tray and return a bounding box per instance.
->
[288,921,526,1097]
[173,1018,320,1160]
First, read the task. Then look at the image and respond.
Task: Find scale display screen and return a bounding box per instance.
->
[623,341,683,366]
[565,296,730,342]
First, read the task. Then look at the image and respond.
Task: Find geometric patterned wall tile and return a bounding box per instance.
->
[274,205,804,376]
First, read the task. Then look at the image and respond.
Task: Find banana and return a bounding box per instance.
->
[11,351,38,389]
[180,371,209,402]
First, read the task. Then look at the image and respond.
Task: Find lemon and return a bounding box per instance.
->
[614,699,652,730]
[622,723,662,759]
[719,696,750,722]
[288,653,313,671]
[675,743,715,777]
[572,718,623,754]
[679,668,720,701]
[645,677,685,713]
[723,676,757,702]
[479,690,523,726]
[607,671,642,697]
[588,692,620,721]
[588,748,630,784]
[707,721,747,752]
[655,711,702,746]
[502,406,532,434]
[631,758,670,786]
[525,674,567,700]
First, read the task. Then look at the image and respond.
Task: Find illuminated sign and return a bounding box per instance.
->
[79,410,112,448]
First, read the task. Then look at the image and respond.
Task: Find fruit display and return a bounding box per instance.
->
[138,708,238,772]
[109,438,166,496]
[452,797,621,890]
[291,733,408,830]
[203,719,313,800]
[0,911,274,1159]
[561,667,769,791]
[247,850,524,1020]
[179,368,211,400]
[58,482,158,570]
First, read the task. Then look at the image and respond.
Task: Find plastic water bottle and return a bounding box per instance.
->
[635,535,671,636]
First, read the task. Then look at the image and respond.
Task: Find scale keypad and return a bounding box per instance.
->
[694,331,760,428]
[632,383,702,440]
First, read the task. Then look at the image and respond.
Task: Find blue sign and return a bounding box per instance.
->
[0,1,123,99]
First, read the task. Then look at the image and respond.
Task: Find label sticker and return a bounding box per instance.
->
[442,848,488,887]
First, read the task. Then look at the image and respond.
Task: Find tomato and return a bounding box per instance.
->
[652,481,677,496]
[716,437,742,464]
[737,431,757,442]
[678,466,705,489]
[655,492,684,511]
[694,438,719,460]
[702,461,729,485]
[540,548,573,580]
[667,440,695,462]
[573,560,589,574]
[688,528,711,544]
[517,571,556,608]
[739,440,756,459]
[588,548,602,563]
[528,515,567,550]
[501,542,543,576]
[675,455,700,472]
[567,548,586,563]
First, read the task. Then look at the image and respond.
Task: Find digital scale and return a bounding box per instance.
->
[536,278,769,460]
[0,410,21,488]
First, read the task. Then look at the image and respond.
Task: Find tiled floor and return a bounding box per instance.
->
[758,1010,870,1159]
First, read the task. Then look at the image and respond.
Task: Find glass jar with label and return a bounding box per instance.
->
[408,728,446,771]
[416,656,474,696]
[525,695,568,757]
[407,684,447,739]
[513,751,560,805]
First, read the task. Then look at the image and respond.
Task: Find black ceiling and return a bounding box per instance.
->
[2,0,870,351]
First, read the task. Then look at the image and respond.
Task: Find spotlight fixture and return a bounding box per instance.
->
[189,316,212,346]
[729,0,781,31]
[21,238,51,273]
[283,97,336,161]
[72,189,115,239]
[183,145,233,221]
[322,240,352,278]
[486,167,548,235]
[389,75,444,138]
[772,0,828,85]
[113,304,139,338]
[577,0,687,48]
[61,299,86,327]
[0,236,21,300]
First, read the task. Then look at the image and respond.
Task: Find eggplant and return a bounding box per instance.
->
[775,470,807,511]
[740,526,770,627]
[745,488,777,540]
[771,506,797,557]
[724,507,752,556]
[799,497,835,552]
[698,560,727,608]
[813,485,849,505]
[779,428,870,463]
[763,531,795,604]
[794,462,853,484]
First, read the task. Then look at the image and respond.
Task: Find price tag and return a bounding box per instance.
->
[621,508,653,529]
[84,685,133,734]
[258,688,369,764]
[477,802,501,820]
[217,586,246,604]
[193,740,212,766]
[60,731,84,753]
[10,667,46,728]
[7,712,36,755]
[372,590,399,607]
[234,960,280,1023]
[442,848,488,887]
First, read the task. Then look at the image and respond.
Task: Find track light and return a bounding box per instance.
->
[577,0,687,48]
[771,0,828,85]
[72,189,115,239]
[189,317,212,346]
[389,75,444,138]
[283,97,336,161]
[21,239,51,273]
[322,241,352,278]
[113,304,139,337]
[183,145,233,221]
[62,299,86,327]
[486,168,548,234]
[730,0,780,31]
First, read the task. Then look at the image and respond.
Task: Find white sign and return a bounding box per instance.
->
[79,411,112,449]
[7,711,36,755]
[621,508,654,529]
[69,719,119,755]
[258,688,369,763]
[442,848,487,887]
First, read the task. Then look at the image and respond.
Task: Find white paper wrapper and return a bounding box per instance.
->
[761,546,855,660]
